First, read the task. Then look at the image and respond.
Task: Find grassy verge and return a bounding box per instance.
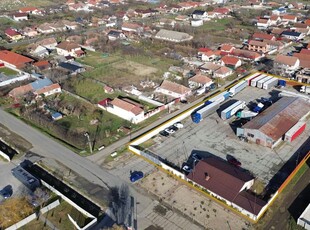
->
[0,67,18,76]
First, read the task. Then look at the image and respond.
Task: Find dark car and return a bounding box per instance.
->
[159,130,169,137]
[130,171,144,182]
[228,158,241,167]
[169,125,178,131]
[0,185,13,199]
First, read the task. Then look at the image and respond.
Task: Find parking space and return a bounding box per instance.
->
[0,161,27,200]
[150,86,310,185]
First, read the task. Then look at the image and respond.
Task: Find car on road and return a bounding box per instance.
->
[130,171,144,182]
[228,158,241,167]
[159,130,169,137]
[169,125,178,131]
[174,122,184,129]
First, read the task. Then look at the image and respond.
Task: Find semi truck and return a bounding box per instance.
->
[228,80,247,97]
[263,78,278,90]
[252,102,264,113]
[250,74,267,87]
[209,91,230,103]
[256,76,273,88]
[192,101,220,123]
[221,100,246,120]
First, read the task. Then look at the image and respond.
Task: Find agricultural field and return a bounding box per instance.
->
[0,0,60,11]
[78,51,180,88]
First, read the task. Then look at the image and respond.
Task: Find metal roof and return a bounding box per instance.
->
[243,97,310,141]
[30,78,53,90]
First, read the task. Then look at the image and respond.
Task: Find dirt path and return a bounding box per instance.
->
[261,167,310,230]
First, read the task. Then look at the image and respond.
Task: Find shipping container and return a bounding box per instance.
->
[250,74,267,87]
[263,78,278,90]
[192,102,220,123]
[246,72,261,86]
[209,91,230,103]
[221,100,246,120]
[228,80,247,97]
[256,76,273,88]
[278,79,286,87]
[285,122,306,142]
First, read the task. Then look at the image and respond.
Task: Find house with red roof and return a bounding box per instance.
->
[220,56,242,69]
[188,73,213,89]
[231,49,263,61]
[0,50,34,69]
[12,13,28,21]
[248,40,271,53]
[274,54,300,73]
[213,7,230,15]
[269,15,281,26]
[155,80,192,99]
[282,14,297,23]
[293,53,310,68]
[257,18,270,29]
[252,32,275,41]
[34,83,61,97]
[5,28,23,41]
[187,157,266,220]
[19,7,43,15]
[214,66,233,78]
[56,41,85,57]
[220,44,235,55]
[100,97,145,124]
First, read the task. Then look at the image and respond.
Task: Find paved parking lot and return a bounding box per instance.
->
[0,161,27,200]
[150,86,310,185]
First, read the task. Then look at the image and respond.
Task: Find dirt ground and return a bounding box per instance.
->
[0,123,32,154]
[112,60,158,77]
[140,170,251,230]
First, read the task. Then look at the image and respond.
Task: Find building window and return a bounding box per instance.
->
[247,133,254,138]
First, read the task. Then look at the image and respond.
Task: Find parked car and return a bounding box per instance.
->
[174,122,184,129]
[130,171,144,182]
[182,165,192,174]
[192,153,202,161]
[165,128,175,134]
[159,130,169,137]
[169,125,178,131]
[228,158,241,167]
[0,185,13,199]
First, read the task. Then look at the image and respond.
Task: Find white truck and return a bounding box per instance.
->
[300,86,310,94]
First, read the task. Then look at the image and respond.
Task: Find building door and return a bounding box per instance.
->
[256,139,260,145]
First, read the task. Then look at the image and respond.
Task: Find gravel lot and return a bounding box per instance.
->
[150,86,310,186]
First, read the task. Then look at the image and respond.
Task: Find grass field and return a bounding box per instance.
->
[0,67,18,76]
[0,0,59,10]
[201,18,232,31]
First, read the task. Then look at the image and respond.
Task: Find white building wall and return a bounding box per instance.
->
[106,106,144,124]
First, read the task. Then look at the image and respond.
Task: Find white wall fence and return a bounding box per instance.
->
[68,214,98,230]
[0,74,32,87]
[0,150,10,161]
[138,95,164,107]
[5,200,60,230]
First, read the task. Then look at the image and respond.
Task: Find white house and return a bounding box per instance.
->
[29,45,49,58]
[34,83,62,97]
[257,18,270,29]
[191,19,203,27]
[188,73,213,89]
[214,66,233,78]
[56,41,84,57]
[12,13,28,21]
[37,23,54,34]
[155,80,192,99]
[192,10,208,20]
[106,98,145,124]
[36,38,58,50]
[274,55,300,73]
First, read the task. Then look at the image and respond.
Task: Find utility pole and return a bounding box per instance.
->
[84,132,92,154]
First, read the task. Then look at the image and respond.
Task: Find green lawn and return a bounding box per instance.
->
[201,18,232,31]
[77,51,122,68]
[0,67,18,76]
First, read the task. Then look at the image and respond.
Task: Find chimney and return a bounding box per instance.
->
[205,172,210,181]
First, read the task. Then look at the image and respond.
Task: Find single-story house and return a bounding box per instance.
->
[220,56,242,69]
[0,50,34,69]
[56,41,85,57]
[58,62,85,74]
[274,55,300,72]
[155,29,193,43]
[214,66,233,78]
[188,73,213,89]
[155,80,192,99]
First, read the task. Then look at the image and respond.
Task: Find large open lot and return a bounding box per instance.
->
[148,85,310,191]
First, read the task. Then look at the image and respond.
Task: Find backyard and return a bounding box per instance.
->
[0,67,18,76]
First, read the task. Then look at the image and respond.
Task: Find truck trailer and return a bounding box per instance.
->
[221,100,246,120]
[250,74,267,87]
[263,78,278,90]
[192,102,220,123]
[209,91,230,103]
[246,73,261,86]
[228,80,247,97]
[256,76,273,88]
[300,86,310,94]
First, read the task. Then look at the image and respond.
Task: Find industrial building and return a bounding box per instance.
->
[238,97,310,148]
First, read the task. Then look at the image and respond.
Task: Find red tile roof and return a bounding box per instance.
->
[274,54,299,66]
[35,83,61,95]
[249,40,267,47]
[231,49,261,60]
[213,7,230,14]
[19,7,38,12]
[300,49,310,55]
[9,84,33,98]
[282,14,297,21]
[221,55,240,66]
[12,12,28,18]
[189,73,212,85]
[293,53,310,68]
[33,60,50,67]
[56,41,80,51]
[5,28,20,37]
[111,98,144,115]
[220,44,234,53]
[159,80,191,95]
[198,47,212,53]
[252,32,275,41]
[0,50,33,68]
[305,19,310,26]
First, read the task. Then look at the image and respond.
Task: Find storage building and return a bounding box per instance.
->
[239,97,309,148]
